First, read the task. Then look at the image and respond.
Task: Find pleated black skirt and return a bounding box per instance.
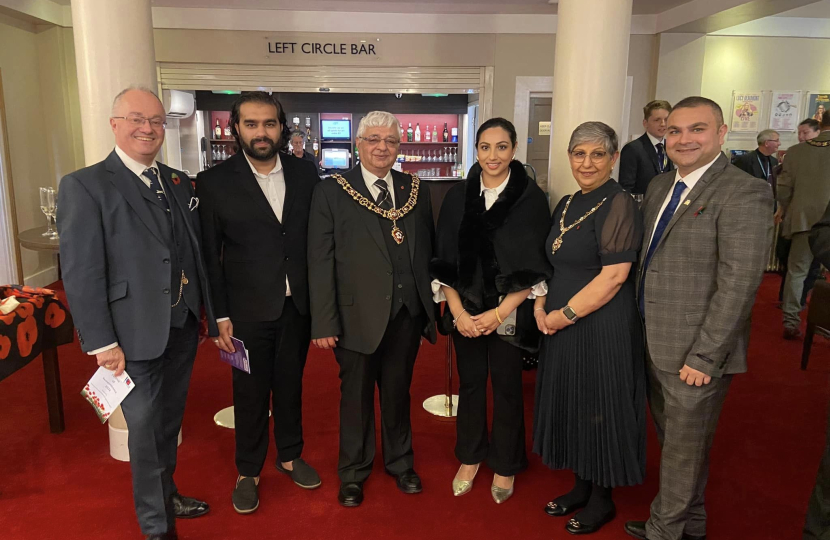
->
[532,283,647,488]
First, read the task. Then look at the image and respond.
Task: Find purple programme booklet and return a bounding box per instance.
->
[219,336,251,373]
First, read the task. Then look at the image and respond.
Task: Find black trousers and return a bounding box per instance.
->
[121,314,199,536]
[232,297,311,477]
[804,396,830,539]
[452,331,527,477]
[334,307,425,483]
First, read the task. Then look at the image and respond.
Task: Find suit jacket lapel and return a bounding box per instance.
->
[638,176,672,275]
[393,171,417,262]
[281,156,298,224]
[233,153,281,225]
[105,152,165,245]
[641,134,661,175]
[345,166,391,264]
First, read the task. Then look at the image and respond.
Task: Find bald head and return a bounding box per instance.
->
[111,86,163,117]
[109,86,166,166]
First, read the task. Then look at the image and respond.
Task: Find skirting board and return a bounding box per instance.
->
[25,265,58,288]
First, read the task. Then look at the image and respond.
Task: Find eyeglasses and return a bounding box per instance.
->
[112,114,167,130]
[569,150,610,164]
[359,136,400,147]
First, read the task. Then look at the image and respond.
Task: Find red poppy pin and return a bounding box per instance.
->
[694,206,706,217]
[171,173,181,185]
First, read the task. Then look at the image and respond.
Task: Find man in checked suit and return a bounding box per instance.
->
[624,97,773,540]
[619,100,674,194]
[58,86,218,540]
[308,111,437,507]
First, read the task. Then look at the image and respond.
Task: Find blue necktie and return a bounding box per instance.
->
[639,180,687,315]
[144,168,169,212]
[656,142,667,173]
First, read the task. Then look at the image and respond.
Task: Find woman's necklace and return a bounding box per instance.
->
[551,193,607,254]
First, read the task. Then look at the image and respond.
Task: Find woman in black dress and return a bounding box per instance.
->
[431,118,552,504]
[532,121,645,534]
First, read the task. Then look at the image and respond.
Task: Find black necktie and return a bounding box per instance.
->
[656,142,667,173]
[144,168,170,212]
[374,179,392,210]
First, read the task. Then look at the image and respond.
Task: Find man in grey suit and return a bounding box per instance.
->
[58,86,218,540]
[307,111,437,507]
[776,110,830,340]
[624,97,773,540]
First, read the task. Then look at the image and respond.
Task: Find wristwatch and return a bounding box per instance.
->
[562,305,579,323]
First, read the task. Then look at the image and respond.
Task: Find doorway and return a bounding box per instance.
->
[527,95,552,193]
[0,69,22,285]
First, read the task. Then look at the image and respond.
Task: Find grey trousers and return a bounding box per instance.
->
[783,231,814,330]
[645,361,732,540]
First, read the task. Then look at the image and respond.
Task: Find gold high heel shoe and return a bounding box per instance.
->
[452,464,480,497]
[491,475,514,504]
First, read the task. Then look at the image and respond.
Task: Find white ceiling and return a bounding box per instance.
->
[776,0,830,16]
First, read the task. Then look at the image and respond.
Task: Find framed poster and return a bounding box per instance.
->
[731,92,763,132]
[807,93,830,123]
[769,91,802,131]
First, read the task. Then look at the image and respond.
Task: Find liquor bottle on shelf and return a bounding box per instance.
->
[451,127,458,143]
[414,123,421,142]
[432,126,438,142]
[442,123,449,143]
[223,121,231,139]
[312,137,319,157]
[214,120,222,139]
[425,125,431,142]
[305,117,311,138]
[293,116,300,130]
[407,123,414,142]
[400,123,406,141]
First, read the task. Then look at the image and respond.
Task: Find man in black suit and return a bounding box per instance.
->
[197,92,321,514]
[308,111,437,507]
[57,86,218,540]
[732,129,780,196]
[620,100,674,194]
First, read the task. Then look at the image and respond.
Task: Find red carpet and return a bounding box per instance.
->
[0,275,827,539]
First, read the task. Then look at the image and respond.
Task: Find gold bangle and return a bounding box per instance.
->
[495,306,504,324]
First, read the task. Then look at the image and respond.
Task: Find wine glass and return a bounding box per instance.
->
[443,147,449,162]
[39,187,58,238]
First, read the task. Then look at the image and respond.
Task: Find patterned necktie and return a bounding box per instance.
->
[656,142,667,173]
[374,179,392,210]
[639,180,687,315]
[144,168,170,212]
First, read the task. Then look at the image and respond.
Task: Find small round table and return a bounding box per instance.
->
[18,226,60,278]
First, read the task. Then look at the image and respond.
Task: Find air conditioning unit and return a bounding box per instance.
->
[164,90,195,119]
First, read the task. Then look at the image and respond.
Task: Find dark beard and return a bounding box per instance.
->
[241,136,279,161]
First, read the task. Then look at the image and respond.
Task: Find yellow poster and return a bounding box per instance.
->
[731,92,763,132]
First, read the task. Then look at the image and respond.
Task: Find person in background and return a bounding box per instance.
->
[533,121,645,535]
[626,96,772,540]
[775,118,823,310]
[307,111,437,508]
[776,110,830,340]
[732,129,779,195]
[431,118,551,505]
[619,100,673,195]
[289,131,319,168]
[197,92,322,514]
[58,86,218,540]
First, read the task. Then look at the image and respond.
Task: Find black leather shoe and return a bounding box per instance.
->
[565,508,616,535]
[172,492,209,519]
[624,520,706,540]
[386,468,422,494]
[784,327,802,340]
[545,499,588,517]
[338,482,364,507]
[145,531,177,540]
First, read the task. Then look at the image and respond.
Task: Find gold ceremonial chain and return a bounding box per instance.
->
[333,173,420,245]
[551,194,607,254]
[171,270,189,307]
[807,138,830,147]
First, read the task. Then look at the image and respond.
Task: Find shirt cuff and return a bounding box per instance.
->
[88,342,119,355]
[431,279,449,303]
[528,281,548,299]
[217,317,230,323]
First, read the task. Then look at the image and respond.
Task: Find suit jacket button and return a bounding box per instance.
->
[282,231,286,236]
[387,271,392,276]
[386,295,391,300]
[163,288,170,294]
[163,258,170,264]
[398,284,403,289]
[284,256,289,261]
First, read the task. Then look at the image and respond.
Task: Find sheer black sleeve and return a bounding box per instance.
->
[597,191,643,266]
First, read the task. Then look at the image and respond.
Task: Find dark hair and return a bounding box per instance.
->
[643,100,672,120]
[672,96,724,126]
[475,117,517,147]
[229,91,291,151]
[800,118,821,131]
[822,110,830,129]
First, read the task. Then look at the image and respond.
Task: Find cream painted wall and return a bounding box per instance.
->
[0,14,58,285]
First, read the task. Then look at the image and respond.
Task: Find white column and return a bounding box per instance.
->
[71,0,157,165]
[548,0,633,203]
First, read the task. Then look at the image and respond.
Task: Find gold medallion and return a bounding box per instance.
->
[391,225,404,244]
[333,173,420,243]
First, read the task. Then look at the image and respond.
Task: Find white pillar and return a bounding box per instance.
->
[71,0,157,166]
[548,0,633,203]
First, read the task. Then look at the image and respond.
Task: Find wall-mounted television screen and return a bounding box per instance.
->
[321,119,351,140]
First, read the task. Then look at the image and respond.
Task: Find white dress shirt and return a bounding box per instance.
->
[646,153,721,250]
[646,132,664,153]
[360,163,396,207]
[89,147,163,355]
[431,171,547,302]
